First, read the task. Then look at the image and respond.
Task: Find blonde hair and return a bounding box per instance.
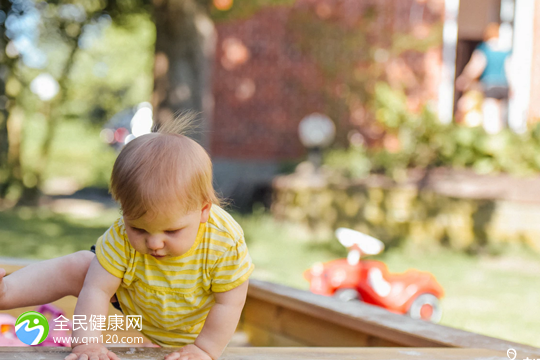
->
[110,113,220,220]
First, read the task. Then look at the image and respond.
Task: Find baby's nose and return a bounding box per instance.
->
[146,237,165,250]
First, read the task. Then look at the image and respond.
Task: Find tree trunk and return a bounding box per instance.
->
[152,0,216,149]
[0,6,15,201]
[0,90,10,199]
[0,69,25,204]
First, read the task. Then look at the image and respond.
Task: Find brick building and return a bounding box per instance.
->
[209,0,539,207]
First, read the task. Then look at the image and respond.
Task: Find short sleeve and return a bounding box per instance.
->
[210,234,254,293]
[95,219,131,279]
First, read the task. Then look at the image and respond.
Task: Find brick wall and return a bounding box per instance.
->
[211,6,322,162]
[210,0,444,162]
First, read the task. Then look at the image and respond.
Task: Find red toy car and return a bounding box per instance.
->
[304,228,444,322]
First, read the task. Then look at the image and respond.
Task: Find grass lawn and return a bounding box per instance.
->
[1,207,539,348]
[238,212,540,348]
[0,206,121,259]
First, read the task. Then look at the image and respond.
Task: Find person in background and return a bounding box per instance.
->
[456,23,512,134]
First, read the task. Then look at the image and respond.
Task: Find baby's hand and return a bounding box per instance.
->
[65,343,120,360]
[164,344,213,360]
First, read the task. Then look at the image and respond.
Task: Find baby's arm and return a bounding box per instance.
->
[165,281,249,360]
[65,257,122,360]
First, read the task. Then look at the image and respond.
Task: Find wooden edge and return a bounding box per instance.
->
[0,347,515,360]
[246,279,540,356]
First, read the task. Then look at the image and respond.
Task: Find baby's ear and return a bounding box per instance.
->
[200,202,212,223]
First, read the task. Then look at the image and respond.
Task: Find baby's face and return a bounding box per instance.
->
[124,203,211,259]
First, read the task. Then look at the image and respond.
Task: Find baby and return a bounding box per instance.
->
[0,118,254,360]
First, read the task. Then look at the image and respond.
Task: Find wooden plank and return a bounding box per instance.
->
[0,347,512,359]
[243,297,403,347]
[245,280,540,357]
[242,323,306,347]
[280,307,371,346]
[242,298,281,333]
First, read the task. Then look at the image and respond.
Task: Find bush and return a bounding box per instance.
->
[326,82,540,179]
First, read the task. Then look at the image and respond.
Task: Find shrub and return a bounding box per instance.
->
[326,82,540,179]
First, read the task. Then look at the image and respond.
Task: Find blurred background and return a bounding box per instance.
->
[1,0,540,348]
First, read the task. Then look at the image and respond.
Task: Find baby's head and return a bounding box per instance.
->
[110,118,219,258]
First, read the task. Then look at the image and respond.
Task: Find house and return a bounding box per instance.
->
[209,0,539,206]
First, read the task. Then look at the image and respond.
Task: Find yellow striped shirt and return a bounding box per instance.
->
[95,206,254,347]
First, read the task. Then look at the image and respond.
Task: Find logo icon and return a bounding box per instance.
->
[507,348,517,360]
[15,311,49,345]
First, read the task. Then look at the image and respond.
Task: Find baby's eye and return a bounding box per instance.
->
[131,227,147,234]
[165,229,181,235]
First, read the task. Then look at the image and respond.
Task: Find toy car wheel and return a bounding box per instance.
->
[407,293,442,323]
[334,288,361,302]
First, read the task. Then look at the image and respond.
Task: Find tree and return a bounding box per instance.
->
[0,0,290,206]
[152,0,215,148]
[0,0,152,206]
